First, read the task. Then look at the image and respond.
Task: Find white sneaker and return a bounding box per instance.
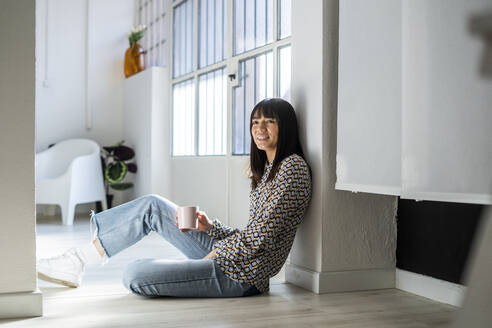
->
[37,248,86,288]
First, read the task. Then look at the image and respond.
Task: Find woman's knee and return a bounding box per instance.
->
[141,194,162,206]
[122,259,153,294]
[143,194,177,214]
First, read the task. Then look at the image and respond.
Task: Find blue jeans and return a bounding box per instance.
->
[91,194,261,298]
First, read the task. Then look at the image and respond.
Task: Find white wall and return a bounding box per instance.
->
[172,157,230,224]
[35,0,135,211]
[0,0,42,318]
[286,0,397,293]
[171,156,251,230]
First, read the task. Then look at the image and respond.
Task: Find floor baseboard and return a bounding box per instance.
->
[285,263,395,294]
[396,268,466,306]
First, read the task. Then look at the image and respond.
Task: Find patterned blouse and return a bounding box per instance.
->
[207,153,312,293]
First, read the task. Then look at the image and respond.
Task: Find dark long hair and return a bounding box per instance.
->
[249,98,311,189]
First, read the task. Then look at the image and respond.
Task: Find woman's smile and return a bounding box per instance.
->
[256,135,269,141]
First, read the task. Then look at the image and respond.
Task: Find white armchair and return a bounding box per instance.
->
[35,138,107,225]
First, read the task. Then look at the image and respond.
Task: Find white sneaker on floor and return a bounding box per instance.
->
[37,248,86,288]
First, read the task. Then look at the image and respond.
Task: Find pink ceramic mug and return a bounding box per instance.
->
[177,206,199,230]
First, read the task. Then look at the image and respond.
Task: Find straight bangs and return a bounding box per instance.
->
[251,104,278,121]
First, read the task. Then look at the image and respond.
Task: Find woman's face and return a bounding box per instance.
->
[251,113,279,154]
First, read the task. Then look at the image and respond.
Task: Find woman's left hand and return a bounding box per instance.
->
[203,249,217,260]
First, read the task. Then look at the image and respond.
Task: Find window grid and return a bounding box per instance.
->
[170,0,290,157]
[136,0,168,68]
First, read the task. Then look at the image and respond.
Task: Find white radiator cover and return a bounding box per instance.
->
[337,0,492,205]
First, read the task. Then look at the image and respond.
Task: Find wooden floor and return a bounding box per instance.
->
[0,213,457,327]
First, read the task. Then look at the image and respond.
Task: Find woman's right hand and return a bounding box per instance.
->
[175,209,213,233]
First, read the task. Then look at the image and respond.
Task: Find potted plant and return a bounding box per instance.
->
[96,140,137,211]
[124,24,147,78]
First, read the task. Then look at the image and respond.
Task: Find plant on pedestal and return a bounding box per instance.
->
[97,140,137,210]
[124,24,147,78]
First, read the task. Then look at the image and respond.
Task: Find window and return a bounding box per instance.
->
[198,68,227,155]
[172,79,195,156]
[136,0,168,68]
[171,0,291,156]
[199,0,226,68]
[173,0,194,77]
[278,0,291,39]
[233,0,274,55]
[278,45,291,101]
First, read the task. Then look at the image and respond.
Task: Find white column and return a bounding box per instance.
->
[0,0,42,318]
[287,0,397,294]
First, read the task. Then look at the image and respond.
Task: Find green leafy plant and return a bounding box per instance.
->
[100,140,137,207]
[127,24,147,46]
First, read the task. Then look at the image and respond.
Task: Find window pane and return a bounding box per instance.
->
[173,79,196,155]
[234,0,273,55]
[266,0,273,43]
[215,0,225,63]
[173,4,180,76]
[256,0,266,47]
[279,0,291,39]
[207,0,214,66]
[173,0,194,77]
[233,52,274,155]
[279,45,291,101]
[179,4,185,74]
[186,0,193,73]
[266,50,273,97]
[199,0,227,68]
[199,0,207,67]
[234,0,245,54]
[256,54,266,101]
[233,61,245,153]
[198,68,227,155]
[244,57,255,153]
[244,0,255,51]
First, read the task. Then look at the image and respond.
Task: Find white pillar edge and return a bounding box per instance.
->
[0,289,43,319]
